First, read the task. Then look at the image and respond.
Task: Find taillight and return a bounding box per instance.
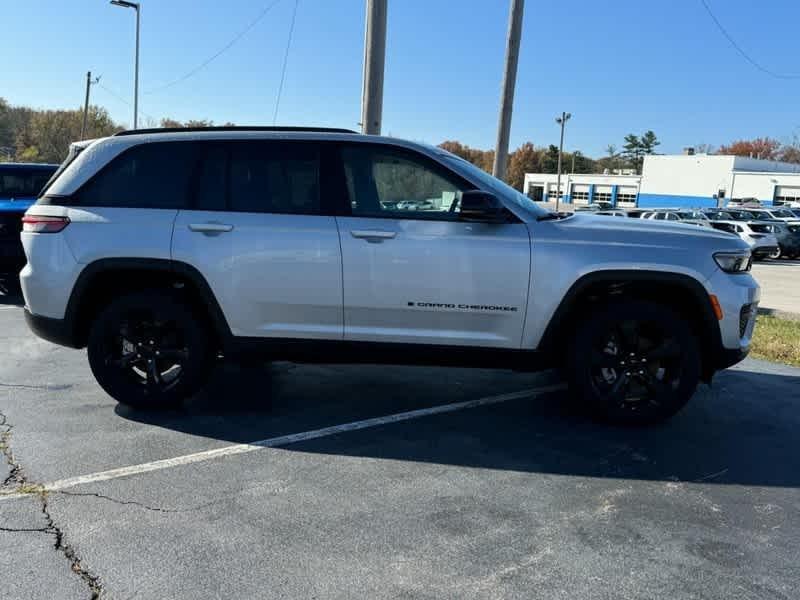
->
[21,215,70,233]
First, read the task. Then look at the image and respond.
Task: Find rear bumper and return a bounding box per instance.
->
[24,308,80,348]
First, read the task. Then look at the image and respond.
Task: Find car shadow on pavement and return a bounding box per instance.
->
[119,361,800,488]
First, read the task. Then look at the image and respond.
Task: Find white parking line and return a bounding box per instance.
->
[0,384,564,500]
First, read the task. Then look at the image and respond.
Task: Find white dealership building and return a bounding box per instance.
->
[523,151,800,209]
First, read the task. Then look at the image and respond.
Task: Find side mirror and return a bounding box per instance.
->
[459,191,506,223]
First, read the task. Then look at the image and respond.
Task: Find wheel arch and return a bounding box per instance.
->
[64,258,231,349]
[538,270,723,380]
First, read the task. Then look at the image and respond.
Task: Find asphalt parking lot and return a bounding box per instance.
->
[1,279,799,599]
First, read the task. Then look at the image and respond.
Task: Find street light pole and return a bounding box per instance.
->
[555,111,571,212]
[110,0,140,129]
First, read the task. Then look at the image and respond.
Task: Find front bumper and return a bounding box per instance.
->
[752,245,779,258]
[715,346,750,371]
[706,268,760,360]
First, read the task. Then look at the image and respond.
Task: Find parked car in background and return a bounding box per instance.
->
[709,221,779,260]
[641,209,712,227]
[704,208,740,222]
[747,207,800,223]
[574,202,614,212]
[0,163,59,273]
[705,207,796,258]
[775,223,800,258]
[594,210,626,217]
[625,209,650,218]
[727,198,762,208]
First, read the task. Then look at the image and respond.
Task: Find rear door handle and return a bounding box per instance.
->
[188,222,234,234]
[350,230,396,242]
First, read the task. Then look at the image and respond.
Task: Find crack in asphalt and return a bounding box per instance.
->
[41,493,103,599]
[56,490,189,513]
[0,409,103,599]
[0,412,23,488]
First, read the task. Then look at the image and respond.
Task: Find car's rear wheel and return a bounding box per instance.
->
[87,291,212,409]
[567,301,701,425]
[769,247,782,260]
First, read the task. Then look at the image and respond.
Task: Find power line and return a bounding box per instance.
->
[97,80,131,106]
[273,0,300,124]
[699,0,800,80]
[145,0,284,94]
[96,81,157,123]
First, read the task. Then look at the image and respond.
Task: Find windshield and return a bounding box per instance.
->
[440,153,548,215]
[0,168,56,197]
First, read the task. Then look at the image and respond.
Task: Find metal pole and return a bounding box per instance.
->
[492,0,525,179]
[556,112,567,212]
[81,71,92,140]
[361,0,387,135]
[133,4,140,129]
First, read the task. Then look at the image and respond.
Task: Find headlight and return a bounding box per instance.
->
[714,251,752,273]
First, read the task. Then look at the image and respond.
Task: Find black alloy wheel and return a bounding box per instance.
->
[568,301,701,425]
[88,291,212,408]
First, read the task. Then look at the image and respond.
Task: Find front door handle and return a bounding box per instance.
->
[350,230,396,242]
[189,222,234,234]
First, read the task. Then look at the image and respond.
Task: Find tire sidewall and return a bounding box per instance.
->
[87,291,211,409]
[567,300,701,425]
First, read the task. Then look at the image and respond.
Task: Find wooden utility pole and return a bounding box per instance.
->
[81,71,100,140]
[492,0,525,179]
[361,0,387,135]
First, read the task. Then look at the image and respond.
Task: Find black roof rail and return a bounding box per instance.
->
[114,126,358,137]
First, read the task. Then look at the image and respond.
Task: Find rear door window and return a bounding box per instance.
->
[75,142,198,209]
[228,142,320,215]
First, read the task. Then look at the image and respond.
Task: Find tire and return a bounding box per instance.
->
[567,300,701,426]
[87,290,213,409]
[768,247,782,260]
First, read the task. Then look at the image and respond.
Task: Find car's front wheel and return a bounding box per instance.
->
[567,301,701,425]
[87,290,212,409]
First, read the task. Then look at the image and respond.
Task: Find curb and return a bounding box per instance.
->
[758,307,800,321]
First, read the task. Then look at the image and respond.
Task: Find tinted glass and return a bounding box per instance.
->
[228,143,319,214]
[77,142,197,208]
[341,145,466,218]
[0,168,56,197]
[195,145,227,211]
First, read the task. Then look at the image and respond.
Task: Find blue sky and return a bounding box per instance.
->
[5,0,800,157]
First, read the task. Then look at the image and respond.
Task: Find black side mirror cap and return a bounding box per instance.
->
[459,191,507,223]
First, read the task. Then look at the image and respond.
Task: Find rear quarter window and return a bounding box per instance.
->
[73,142,198,209]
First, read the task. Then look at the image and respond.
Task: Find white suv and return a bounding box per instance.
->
[20,127,759,425]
